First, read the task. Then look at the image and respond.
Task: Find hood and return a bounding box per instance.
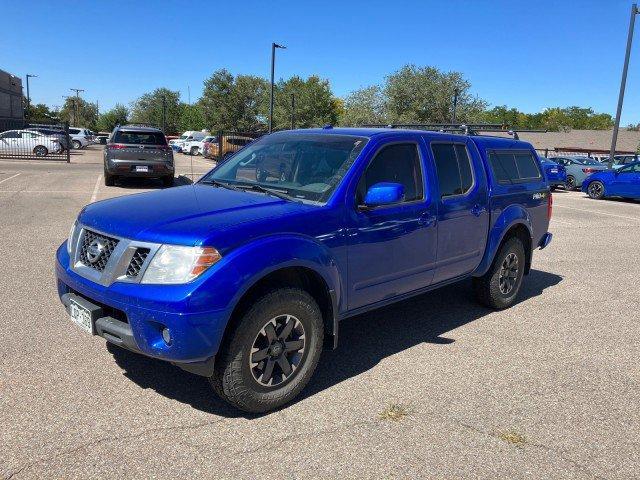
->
[79,184,313,247]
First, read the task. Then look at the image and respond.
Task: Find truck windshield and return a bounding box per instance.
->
[202,133,368,203]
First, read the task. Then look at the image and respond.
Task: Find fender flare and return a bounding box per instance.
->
[473,205,533,277]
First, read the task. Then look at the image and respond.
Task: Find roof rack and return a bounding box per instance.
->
[118,123,161,129]
[359,123,546,140]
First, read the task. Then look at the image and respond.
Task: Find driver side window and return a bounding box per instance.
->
[356,143,424,205]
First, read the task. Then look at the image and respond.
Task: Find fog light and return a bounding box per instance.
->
[162,328,171,345]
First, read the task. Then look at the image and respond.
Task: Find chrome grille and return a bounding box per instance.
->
[79,229,119,272]
[126,248,150,277]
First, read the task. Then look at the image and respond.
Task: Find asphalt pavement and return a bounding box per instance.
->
[0,146,638,479]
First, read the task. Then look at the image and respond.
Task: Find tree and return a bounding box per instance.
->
[130,88,181,133]
[201,69,269,132]
[273,75,341,129]
[340,86,386,126]
[179,103,207,132]
[96,104,129,132]
[59,97,98,129]
[384,65,487,124]
[25,103,57,122]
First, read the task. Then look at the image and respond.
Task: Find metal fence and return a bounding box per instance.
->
[177,131,263,161]
[0,118,71,161]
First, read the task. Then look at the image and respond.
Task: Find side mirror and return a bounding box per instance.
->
[362,182,405,208]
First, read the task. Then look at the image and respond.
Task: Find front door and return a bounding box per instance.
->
[347,140,437,310]
[611,163,640,196]
[430,141,490,284]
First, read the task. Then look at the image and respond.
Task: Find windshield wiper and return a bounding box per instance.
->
[235,183,297,202]
[200,179,241,191]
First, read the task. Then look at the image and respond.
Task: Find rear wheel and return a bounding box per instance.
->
[33,145,48,157]
[565,175,576,190]
[72,140,82,149]
[473,236,526,310]
[104,170,116,186]
[209,288,323,413]
[587,180,605,199]
[162,175,173,187]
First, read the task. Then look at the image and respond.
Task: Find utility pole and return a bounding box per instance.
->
[609,3,639,168]
[269,42,286,133]
[451,88,459,124]
[291,93,295,130]
[25,74,37,119]
[70,88,84,126]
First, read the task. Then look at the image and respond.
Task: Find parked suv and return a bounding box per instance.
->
[68,127,94,149]
[56,127,552,413]
[103,125,174,186]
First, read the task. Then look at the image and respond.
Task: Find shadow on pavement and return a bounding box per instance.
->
[112,175,194,190]
[108,269,562,418]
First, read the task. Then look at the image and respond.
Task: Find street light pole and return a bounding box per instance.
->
[609,3,639,168]
[269,42,286,133]
[291,93,295,130]
[70,88,84,127]
[451,88,459,124]
[25,74,37,119]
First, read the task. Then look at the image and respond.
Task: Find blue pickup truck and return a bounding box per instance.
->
[56,127,552,412]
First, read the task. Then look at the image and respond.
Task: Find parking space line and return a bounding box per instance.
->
[90,174,102,203]
[554,205,640,222]
[0,173,20,185]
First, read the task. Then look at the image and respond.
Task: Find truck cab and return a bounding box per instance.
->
[56,127,552,413]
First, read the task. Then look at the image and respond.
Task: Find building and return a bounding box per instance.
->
[0,69,24,120]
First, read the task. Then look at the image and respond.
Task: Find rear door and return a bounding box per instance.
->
[430,139,490,284]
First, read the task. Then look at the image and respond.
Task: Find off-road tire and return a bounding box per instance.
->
[473,236,526,310]
[209,288,324,413]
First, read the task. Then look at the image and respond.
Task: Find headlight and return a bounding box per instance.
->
[141,245,221,284]
[67,220,78,255]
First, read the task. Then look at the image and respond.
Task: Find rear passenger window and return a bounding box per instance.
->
[432,143,474,198]
[489,151,541,183]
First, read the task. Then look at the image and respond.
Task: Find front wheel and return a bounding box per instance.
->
[587,180,605,199]
[565,175,576,191]
[190,146,199,156]
[209,288,323,413]
[473,236,526,310]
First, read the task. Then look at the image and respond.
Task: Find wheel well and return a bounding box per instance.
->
[224,267,335,349]
[501,224,533,274]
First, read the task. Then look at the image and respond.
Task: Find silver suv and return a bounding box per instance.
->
[104,125,174,187]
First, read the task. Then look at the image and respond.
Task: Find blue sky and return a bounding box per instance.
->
[2,0,640,123]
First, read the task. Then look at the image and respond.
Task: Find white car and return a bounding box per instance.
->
[174,130,209,152]
[68,127,95,149]
[181,135,216,155]
[0,129,62,156]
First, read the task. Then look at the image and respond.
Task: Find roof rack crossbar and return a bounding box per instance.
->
[358,123,547,138]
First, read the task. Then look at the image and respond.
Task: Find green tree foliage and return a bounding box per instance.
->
[179,103,207,132]
[340,86,386,126]
[96,104,129,132]
[59,97,98,129]
[201,69,269,132]
[340,65,486,126]
[273,76,341,129]
[481,105,614,131]
[130,88,181,133]
[25,103,57,122]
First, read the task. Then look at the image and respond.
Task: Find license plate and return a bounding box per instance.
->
[550,168,558,173]
[135,166,149,172]
[69,298,94,335]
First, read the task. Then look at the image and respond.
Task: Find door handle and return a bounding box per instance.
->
[418,212,436,227]
[471,204,485,217]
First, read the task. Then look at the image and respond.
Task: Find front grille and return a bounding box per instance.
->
[126,248,150,277]
[79,229,119,272]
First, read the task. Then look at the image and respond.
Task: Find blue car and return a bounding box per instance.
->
[539,157,567,190]
[56,127,552,412]
[582,161,640,200]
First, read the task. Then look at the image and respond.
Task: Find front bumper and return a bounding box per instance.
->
[55,244,226,375]
[538,232,552,250]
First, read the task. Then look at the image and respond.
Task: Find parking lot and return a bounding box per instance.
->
[1,145,638,479]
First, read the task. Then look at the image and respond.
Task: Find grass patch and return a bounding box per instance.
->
[379,403,410,422]
[497,430,527,448]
